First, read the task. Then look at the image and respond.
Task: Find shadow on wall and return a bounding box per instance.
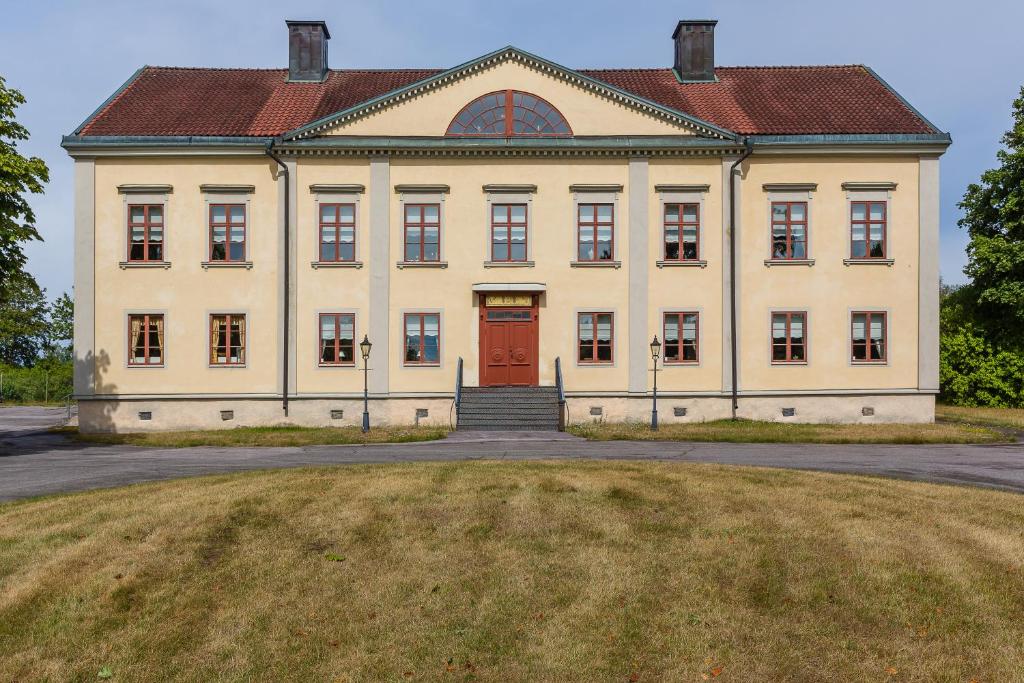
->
[76,349,117,434]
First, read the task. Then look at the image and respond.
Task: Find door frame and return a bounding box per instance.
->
[478,293,540,386]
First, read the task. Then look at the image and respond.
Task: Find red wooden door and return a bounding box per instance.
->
[480,303,538,386]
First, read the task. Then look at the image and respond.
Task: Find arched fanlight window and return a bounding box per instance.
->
[447,90,572,136]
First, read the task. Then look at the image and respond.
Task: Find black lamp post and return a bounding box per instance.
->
[650,335,661,430]
[360,334,372,432]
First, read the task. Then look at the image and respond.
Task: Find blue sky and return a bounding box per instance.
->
[3,0,1022,298]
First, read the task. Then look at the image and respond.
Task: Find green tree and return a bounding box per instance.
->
[0,75,49,288]
[958,85,1024,345]
[0,271,48,366]
[45,291,73,361]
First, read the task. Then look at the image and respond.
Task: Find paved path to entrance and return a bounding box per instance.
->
[1,406,1022,502]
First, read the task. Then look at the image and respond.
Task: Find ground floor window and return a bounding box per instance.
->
[578,312,613,363]
[210,314,245,365]
[771,311,806,363]
[664,312,699,363]
[128,314,164,365]
[852,311,886,362]
[404,313,440,365]
[319,313,355,365]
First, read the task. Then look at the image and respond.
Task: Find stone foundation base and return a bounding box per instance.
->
[565,393,935,425]
[79,393,935,433]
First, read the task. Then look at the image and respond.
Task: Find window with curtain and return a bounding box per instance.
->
[664,203,699,260]
[404,313,440,365]
[403,204,440,262]
[210,314,245,365]
[127,204,164,262]
[578,312,613,363]
[852,311,886,362]
[771,311,807,363]
[850,201,886,258]
[209,204,246,261]
[490,203,527,262]
[577,204,614,261]
[128,314,164,365]
[319,313,355,365]
[319,203,356,262]
[664,312,699,363]
[770,201,807,260]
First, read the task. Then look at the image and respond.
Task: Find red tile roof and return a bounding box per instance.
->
[77,64,936,138]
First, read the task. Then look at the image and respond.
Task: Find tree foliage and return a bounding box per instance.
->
[0,270,49,366]
[957,85,1024,346]
[0,75,49,288]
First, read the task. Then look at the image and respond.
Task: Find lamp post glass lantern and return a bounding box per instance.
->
[650,335,661,430]
[360,335,372,432]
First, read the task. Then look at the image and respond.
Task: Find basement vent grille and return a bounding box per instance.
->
[220,410,234,421]
[590,406,603,416]
[138,411,152,421]
[673,406,687,417]
[862,406,875,416]
[781,407,796,417]
[331,409,344,420]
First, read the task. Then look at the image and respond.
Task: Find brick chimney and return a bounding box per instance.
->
[672,20,717,82]
[286,20,330,82]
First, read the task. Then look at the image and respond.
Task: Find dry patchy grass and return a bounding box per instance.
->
[937,404,1024,431]
[1,462,1023,681]
[65,424,449,447]
[569,419,1004,444]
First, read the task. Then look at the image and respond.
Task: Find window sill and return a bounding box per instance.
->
[119,261,171,270]
[851,360,888,366]
[208,364,248,369]
[770,361,808,366]
[764,259,815,267]
[396,261,448,269]
[403,363,441,368]
[570,260,621,269]
[311,261,363,269]
[202,261,253,270]
[843,258,894,266]
[127,364,165,369]
[318,363,357,368]
[577,362,615,367]
[656,259,707,268]
[664,361,700,366]
[484,260,535,268]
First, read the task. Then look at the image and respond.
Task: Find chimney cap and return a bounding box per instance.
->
[286,19,331,39]
[672,20,717,39]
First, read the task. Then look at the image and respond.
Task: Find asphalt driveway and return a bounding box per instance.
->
[1,406,1022,502]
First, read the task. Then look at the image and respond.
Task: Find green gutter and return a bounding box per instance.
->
[61,135,274,148]
[276,135,741,151]
[749,133,952,146]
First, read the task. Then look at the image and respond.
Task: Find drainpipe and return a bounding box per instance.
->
[266,141,290,416]
[728,138,753,420]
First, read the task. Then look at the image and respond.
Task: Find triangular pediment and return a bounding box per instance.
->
[284,47,736,140]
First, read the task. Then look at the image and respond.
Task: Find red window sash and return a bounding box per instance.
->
[209,204,246,262]
[128,314,162,366]
[127,204,162,262]
[577,312,614,364]
[770,201,807,260]
[404,313,439,366]
[446,89,573,137]
[211,314,245,365]
[403,204,440,263]
[850,201,887,259]
[490,203,528,262]
[772,311,807,364]
[663,312,699,364]
[851,311,887,363]
[577,204,614,261]
[663,203,700,261]
[318,203,356,263]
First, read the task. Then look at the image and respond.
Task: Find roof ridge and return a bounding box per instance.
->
[582,64,865,72]
[142,65,442,73]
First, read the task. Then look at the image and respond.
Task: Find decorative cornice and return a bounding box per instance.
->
[118,184,172,194]
[309,183,365,194]
[762,183,818,192]
[394,184,450,194]
[655,184,710,193]
[569,184,623,193]
[199,184,255,194]
[482,184,537,193]
[282,46,738,142]
[841,181,898,191]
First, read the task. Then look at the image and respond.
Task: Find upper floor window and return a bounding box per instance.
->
[851,201,886,258]
[664,312,699,364]
[404,204,440,263]
[319,313,355,366]
[210,204,246,262]
[404,313,440,365]
[770,201,807,260]
[319,204,355,262]
[852,311,887,363]
[210,314,245,366]
[578,312,614,364]
[128,205,164,262]
[577,203,614,261]
[128,314,163,366]
[491,204,527,262]
[446,90,571,137]
[664,203,700,261]
[771,311,807,364]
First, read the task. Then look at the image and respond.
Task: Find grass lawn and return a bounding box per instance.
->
[936,403,1024,431]
[569,419,1005,444]
[1,462,1022,681]
[64,424,450,447]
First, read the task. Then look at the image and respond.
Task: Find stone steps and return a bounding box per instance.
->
[457,386,562,431]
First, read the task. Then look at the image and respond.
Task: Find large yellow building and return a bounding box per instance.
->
[63,20,950,432]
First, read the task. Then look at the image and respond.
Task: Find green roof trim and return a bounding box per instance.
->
[280,45,740,142]
[749,133,951,146]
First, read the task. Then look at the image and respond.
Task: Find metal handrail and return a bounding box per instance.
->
[452,357,464,428]
[554,356,566,431]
